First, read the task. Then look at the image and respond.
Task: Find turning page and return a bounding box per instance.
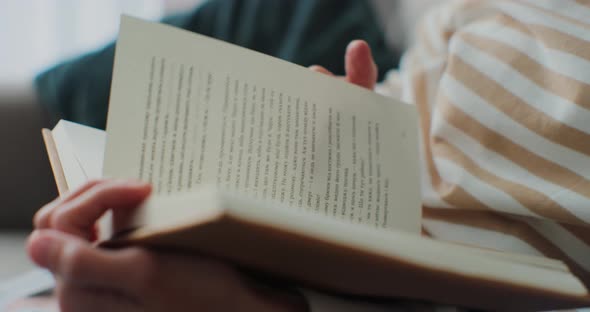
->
[104,16,421,233]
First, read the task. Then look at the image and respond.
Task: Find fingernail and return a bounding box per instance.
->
[346,41,356,53]
[347,39,364,51]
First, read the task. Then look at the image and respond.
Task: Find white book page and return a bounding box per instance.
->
[52,120,106,191]
[52,121,90,190]
[61,121,106,180]
[104,16,421,233]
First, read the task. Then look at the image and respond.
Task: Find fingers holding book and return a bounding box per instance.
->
[33,179,151,241]
[26,221,307,312]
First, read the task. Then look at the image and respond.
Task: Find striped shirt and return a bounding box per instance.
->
[308,0,590,310]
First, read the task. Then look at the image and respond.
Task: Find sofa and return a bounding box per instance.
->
[0,85,57,230]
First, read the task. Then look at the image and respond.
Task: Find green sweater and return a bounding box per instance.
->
[36,0,398,129]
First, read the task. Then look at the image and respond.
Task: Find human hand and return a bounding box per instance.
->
[309,40,378,90]
[28,180,307,312]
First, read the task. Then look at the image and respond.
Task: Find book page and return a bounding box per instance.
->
[104,16,421,233]
[52,121,91,190]
[60,120,106,180]
[52,120,106,190]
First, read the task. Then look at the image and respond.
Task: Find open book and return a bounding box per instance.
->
[41,16,590,310]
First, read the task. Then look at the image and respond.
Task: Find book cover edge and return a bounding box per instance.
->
[42,128,69,195]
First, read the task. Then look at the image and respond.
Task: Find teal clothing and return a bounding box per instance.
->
[36,0,398,129]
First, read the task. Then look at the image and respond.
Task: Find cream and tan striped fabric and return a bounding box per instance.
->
[378,0,590,288]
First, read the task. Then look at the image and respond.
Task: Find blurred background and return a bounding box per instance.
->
[0,0,433,280]
[0,0,201,87]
